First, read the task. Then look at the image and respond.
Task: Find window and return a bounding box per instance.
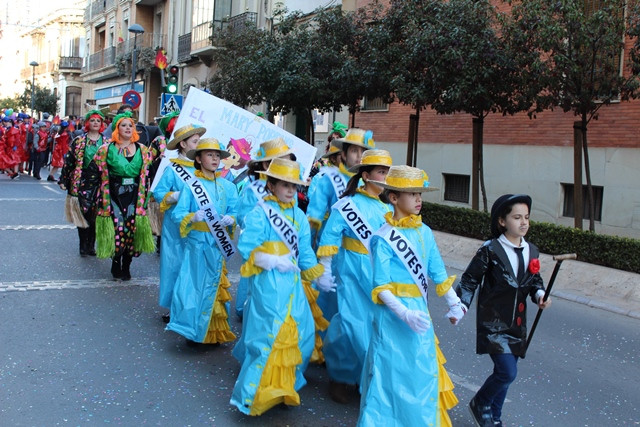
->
[443,173,470,203]
[562,183,604,221]
[361,97,388,112]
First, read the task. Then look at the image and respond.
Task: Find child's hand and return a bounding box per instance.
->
[253,252,278,271]
[191,210,206,222]
[538,295,552,309]
[446,302,466,325]
[219,215,235,227]
[316,270,336,292]
[166,191,180,204]
[402,310,431,334]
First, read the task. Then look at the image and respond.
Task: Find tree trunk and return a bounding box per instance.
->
[406,108,419,167]
[573,121,583,230]
[581,114,595,232]
[472,117,484,211]
[307,109,314,145]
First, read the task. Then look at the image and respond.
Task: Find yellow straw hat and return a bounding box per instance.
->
[248,137,293,164]
[261,157,308,186]
[186,137,231,160]
[333,128,375,151]
[321,141,342,159]
[370,165,438,193]
[167,124,207,150]
[348,149,393,173]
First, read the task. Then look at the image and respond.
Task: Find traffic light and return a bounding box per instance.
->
[166,65,179,94]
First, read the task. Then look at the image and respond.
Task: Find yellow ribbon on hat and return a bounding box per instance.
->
[257,141,290,159]
[269,162,301,181]
[174,124,200,139]
[344,132,364,144]
[386,171,430,189]
[361,153,392,167]
[197,138,224,151]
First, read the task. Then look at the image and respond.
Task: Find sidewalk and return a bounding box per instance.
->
[434,231,640,319]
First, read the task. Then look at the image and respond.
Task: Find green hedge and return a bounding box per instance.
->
[421,202,640,274]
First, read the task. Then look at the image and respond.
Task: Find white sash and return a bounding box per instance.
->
[376,223,429,305]
[332,196,375,252]
[176,164,237,260]
[325,168,348,198]
[258,200,299,259]
[248,179,268,201]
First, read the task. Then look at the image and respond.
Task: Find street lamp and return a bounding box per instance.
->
[128,24,145,90]
[29,61,38,114]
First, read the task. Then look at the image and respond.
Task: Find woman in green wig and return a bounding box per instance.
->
[93,111,164,280]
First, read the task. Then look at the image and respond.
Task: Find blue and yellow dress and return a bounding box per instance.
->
[231,195,323,416]
[316,188,391,386]
[166,170,238,344]
[306,163,354,321]
[358,213,457,427]
[152,157,195,309]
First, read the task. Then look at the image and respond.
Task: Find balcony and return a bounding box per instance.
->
[227,11,258,32]
[83,47,116,74]
[178,33,194,63]
[116,33,167,56]
[59,56,83,71]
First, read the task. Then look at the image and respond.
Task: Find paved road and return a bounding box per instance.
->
[1,174,639,426]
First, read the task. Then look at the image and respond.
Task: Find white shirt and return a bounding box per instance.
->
[497,234,529,278]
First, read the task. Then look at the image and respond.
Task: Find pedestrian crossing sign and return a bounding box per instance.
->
[160,94,183,115]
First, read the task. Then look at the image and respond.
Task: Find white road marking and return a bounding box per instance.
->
[0,224,76,230]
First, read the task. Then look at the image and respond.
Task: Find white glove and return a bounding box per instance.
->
[253,252,279,271]
[219,215,235,227]
[275,254,300,273]
[446,302,466,325]
[316,269,336,292]
[167,191,180,204]
[191,209,206,222]
[315,256,336,292]
[443,287,461,306]
[378,290,431,334]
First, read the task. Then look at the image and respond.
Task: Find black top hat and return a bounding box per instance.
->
[490,194,532,238]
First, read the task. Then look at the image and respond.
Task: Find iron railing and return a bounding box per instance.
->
[59,56,83,70]
[178,33,193,63]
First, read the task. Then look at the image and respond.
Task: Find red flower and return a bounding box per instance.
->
[528,258,541,274]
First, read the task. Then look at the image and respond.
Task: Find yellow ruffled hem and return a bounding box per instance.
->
[180,213,195,238]
[317,245,338,257]
[435,335,458,427]
[249,315,302,416]
[203,268,237,344]
[435,275,457,297]
[301,263,324,282]
[302,279,329,364]
[159,191,177,212]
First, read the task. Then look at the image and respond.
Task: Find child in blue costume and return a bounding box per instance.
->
[358,166,462,427]
[316,149,393,404]
[459,194,550,427]
[152,122,206,322]
[307,128,374,326]
[230,158,329,416]
[167,138,238,345]
[233,137,293,319]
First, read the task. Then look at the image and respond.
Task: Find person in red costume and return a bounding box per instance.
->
[48,121,71,181]
[1,116,21,179]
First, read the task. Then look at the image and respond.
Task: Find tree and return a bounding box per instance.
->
[381,0,443,167]
[0,96,24,111]
[504,0,640,230]
[19,81,59,117]
[427,0,537,212]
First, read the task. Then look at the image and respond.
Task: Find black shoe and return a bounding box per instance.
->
[493,421,503,427]
[47,175,55,181]
[469,397,494,427]
[80,250,88,257]
[111,258,122,279]
[87,249,96,256]
[162,313,170,323]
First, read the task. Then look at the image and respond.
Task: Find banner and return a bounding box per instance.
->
[152,89,317,190]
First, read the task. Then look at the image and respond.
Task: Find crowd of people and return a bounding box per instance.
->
[4,104,552,426]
